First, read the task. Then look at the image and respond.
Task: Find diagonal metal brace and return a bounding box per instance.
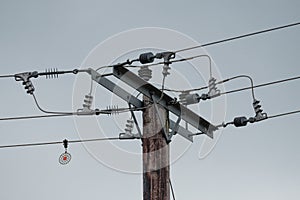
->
[112,66,217,138]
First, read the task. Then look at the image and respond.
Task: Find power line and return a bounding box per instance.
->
[0,106,146,122]
[0,68,88,80]
[0,137,122,149]
[175,21,300,53]
[2,109,300,149]
[1,72,299,122]
[218,108,300,128]
[164,75,300,96]
[268,109,300,119]
[220,75,256,100]
[132,54,211,68]
[0,74,15,79]
[32,93,76,115]
[0,114,73,121]
[220,75,300,96]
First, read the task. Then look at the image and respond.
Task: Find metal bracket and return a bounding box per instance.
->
[128,103,142,138]
[152,95,171,143]
[170,116,181,140]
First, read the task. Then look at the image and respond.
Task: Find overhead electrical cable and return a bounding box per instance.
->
[218,108,300,129]
[174,21,300,53]
[0,74,15,79]
[267,109,300,119]
[1,108,300,149]
[0,137,122,149]
[0,114,72,121]
[164,75,300,95]
[32,93,76,115]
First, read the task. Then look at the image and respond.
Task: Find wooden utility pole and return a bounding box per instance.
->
[90,65,216,199]
[142,96,170,200]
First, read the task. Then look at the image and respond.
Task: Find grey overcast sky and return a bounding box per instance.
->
[1,0,300,199]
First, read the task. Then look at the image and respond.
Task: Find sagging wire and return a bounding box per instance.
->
[11,67,138,116]
[173,54,212,78]
[32,93,76,115]
[222,75,255,100]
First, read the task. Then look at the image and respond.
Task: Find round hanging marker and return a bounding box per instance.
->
[59,139,71,165]
[59,152,71,165]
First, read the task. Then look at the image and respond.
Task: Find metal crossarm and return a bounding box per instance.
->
[112,66,217,138]
[87,68,194,142]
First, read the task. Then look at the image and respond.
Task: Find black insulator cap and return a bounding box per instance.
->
[95,109,101,115]
[63,139,68,149]
[233,116,248,127]
[139,52,155,64]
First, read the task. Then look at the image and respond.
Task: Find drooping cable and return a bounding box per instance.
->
[221,75,256,101]
[32,93,76,115]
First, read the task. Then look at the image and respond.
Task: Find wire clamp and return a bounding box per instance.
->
[14,71,39,94]
[77,94,98,115]
[252,99,267,121]
[158,52,175,77]
[119,119,141,139]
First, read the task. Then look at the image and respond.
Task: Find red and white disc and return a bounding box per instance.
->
[59,152,71,165]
